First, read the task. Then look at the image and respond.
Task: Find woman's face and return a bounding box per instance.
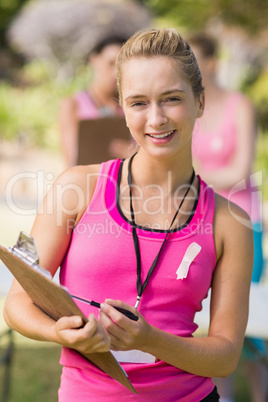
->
[120,56,204,159]
[191,46,216,83]
[90,44,122,95]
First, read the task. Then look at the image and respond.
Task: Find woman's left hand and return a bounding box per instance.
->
[99,299,151,351]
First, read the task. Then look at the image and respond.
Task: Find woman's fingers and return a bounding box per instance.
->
[99,301,149,351]
[53,314,110,353]
[101,300,140,327]
[56,315,84,331]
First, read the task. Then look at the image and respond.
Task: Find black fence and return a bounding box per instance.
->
[0,329,14,402]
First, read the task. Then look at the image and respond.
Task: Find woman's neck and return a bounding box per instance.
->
[128,151,194,196]
[120,151,197,230]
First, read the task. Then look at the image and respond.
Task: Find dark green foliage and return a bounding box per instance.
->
[0,0,29,47]
[143,0,268,34]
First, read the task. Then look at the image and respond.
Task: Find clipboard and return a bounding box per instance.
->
[77,116,131,165]
[0,232,136,394]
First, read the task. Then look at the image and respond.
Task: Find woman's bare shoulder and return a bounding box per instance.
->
[51,164,102,217]
[213,192,252,259]
[55,164,101,186]
[214,191,250,219]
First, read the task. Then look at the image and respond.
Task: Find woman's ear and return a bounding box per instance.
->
[196,91,205,118]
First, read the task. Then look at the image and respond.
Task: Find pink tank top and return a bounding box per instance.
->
[59,159,216,401]
[74,91,123,120]
[192,92,260,222]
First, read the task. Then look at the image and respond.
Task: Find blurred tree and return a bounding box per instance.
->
[143,0,268,34]
[7,0,152,80]
[0,0,29,48]
[0,0,30,81]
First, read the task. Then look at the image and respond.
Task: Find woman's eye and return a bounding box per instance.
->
[165,97,181,103]
[131,102,146,107]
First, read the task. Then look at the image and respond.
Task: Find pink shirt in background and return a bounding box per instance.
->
[192,92,261,223]
[74,91,124,120]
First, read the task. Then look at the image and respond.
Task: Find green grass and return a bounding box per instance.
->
[3,344,62,402]
[1,297,61,402]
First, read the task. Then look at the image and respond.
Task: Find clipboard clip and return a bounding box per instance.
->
[10,231,52,279]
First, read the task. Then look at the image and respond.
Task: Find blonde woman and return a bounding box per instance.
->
[4,28,253,401]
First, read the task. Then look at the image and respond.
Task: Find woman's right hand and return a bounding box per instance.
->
[52,314,111,354]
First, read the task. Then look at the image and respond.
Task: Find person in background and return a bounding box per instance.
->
[4,28,254,401]
[189,32,267,402]
[59,35,130,167]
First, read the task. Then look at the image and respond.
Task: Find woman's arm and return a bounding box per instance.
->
[198,94,257,190]
[99,195,253,377]
[4,165,110,354]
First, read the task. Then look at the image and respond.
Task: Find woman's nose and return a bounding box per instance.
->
[147,104,168,128]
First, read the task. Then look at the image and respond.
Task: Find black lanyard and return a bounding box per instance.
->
[127,154,195,309]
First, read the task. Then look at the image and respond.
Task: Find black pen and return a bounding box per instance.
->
[71,295,139,321]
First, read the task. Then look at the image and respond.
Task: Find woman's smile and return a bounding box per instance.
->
[146,129,176,143]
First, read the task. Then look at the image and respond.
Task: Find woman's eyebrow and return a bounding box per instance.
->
[125,94,146,101]
[125,89,185,101]
[162,89,185,95]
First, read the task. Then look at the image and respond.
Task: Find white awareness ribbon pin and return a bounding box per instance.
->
[176,242,201,280]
